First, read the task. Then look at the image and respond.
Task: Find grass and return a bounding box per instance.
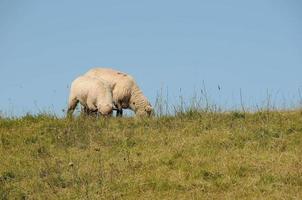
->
[0,110,302,199]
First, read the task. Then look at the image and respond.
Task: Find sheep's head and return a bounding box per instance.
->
[98,104,113,117]
[145,105,153,116]
[129,93,153,117]
[135,104,153,117]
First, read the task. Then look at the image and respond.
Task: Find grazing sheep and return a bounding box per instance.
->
[67,76,114,117]
[84,68,153,117]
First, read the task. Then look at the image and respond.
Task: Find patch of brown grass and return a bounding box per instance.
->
[0,111,302,199]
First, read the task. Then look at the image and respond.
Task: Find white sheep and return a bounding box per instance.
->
[67,75,114,117]
[84,68,153,117]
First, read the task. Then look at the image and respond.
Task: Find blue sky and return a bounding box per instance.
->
[0,0,301,115]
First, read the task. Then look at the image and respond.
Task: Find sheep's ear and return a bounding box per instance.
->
[145,105,153,112]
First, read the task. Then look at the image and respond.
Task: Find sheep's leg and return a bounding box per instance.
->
[85,109,98,117]
[67,97,78,117]
[117,109,123,117]
[81,106,93,116]
[112,103,119,117]
[86,100,98,117]
[90,110,98,117]
[116,103,123,117]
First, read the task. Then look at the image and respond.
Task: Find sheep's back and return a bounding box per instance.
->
[71,76,111,102]
[85,68,136,102]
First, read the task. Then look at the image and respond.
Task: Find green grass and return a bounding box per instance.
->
[1,110,302,199]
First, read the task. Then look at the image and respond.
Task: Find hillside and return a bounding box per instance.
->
[1,111,302,199]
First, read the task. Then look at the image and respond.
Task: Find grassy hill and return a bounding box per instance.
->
[1,110,302,199]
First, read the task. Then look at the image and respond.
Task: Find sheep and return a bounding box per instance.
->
[84,68,153,117]
[67,75,114,117]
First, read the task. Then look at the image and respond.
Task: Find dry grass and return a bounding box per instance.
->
[1,110,302,199]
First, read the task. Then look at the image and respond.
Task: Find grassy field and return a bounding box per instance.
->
[1,110,302,199]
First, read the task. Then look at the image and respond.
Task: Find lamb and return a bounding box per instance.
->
[84,68,153,117]
[67,75,114,117]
